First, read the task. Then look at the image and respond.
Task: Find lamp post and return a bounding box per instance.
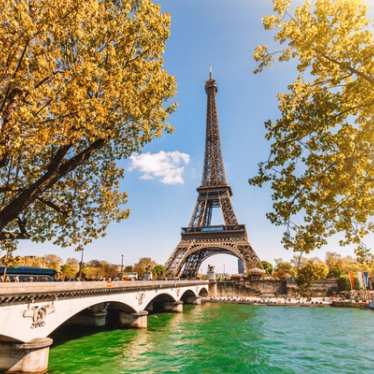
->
[120,253,124,278]
[76,248,85,280]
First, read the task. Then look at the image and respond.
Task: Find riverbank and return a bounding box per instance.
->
[205,296,372,309]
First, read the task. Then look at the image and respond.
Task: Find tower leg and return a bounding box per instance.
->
[238,259,244,274]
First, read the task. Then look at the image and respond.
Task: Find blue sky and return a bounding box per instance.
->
[18,0,374,273]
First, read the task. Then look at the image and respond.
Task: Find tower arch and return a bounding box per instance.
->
[176,244,246,277]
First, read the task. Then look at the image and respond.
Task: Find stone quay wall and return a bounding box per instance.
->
[213,279,286,298]
[212,278,339,298]
[286,279,339,297]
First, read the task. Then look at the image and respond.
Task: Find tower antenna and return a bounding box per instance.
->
[209,65,213,79]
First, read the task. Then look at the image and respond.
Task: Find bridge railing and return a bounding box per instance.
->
[0,280,209,295]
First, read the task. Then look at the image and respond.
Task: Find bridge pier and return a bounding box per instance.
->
[67,304,108,328]
[119,311,148,329]
[0,337,52,374]
[162,301,183,313]
[87,304,108,327]
[146,303,154,313]
[184,296,202,305]
[209,281,218,297]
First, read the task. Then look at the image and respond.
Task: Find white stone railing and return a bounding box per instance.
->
[0,280,208,295]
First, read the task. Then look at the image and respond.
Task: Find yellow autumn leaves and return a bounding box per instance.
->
[250,0,374,254]
[0,0,175,251]
[0,0,175,163]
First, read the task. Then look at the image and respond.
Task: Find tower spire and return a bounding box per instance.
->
[202,73,227,186]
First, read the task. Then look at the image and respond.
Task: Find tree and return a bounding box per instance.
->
[82,259,103,279]
[61,257,79,279]
[249,0,374,254]
[124,265,134,273]
[296,259,328,290]
[272,259,295,280]
[18,255,46,268]
[82,259,119,279]
[0,240,19,266]
[152,264,166,280]
[290,253,307,270]
[98,260,119,279]
[325,252,344,278]
[339,255,368,275]
[0,240,20,278]
[261,260,273,275]
[133,257,156,277]
[354,245,373,264]
[0,0,175,253]
[43,254,63,271]
[337,274,351,291]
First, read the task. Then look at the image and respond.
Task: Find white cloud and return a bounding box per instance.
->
[129,151,190,185]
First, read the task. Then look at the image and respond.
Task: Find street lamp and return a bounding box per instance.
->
[76,247,85,280]
[120,253,124,278]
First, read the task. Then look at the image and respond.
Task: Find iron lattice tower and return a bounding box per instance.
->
[165,73,261,278]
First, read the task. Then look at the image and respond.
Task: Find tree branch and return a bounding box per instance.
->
[0,185,17,193]
[47,144,71,172]
[0,40,30,114]
[0,139,105,232]
[319,53,374,86]
[0,231,30,240]
[17,217,27,235]
[37,197,69,217]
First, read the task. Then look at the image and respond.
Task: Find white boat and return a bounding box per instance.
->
[368,301,374,310]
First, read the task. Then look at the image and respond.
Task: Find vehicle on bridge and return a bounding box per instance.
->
[122,272,138,281]
[0,266,58,282]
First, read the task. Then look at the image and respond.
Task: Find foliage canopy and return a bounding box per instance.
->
[295,258,328,289]
[250,0,374,254]
[0,0,175,252]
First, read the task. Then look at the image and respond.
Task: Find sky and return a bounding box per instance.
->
[18,0,374,273]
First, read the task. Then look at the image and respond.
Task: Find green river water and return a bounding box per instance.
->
[49,304,374,374]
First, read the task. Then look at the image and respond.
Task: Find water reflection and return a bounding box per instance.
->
[120,312,185,371]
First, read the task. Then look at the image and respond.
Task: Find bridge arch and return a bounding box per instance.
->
[180,289,197,302]
[49,299,138,337]
[144,292,177,313]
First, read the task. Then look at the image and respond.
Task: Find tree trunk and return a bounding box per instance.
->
[0,139,104,232]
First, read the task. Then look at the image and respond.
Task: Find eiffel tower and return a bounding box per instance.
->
[165,72,261,278]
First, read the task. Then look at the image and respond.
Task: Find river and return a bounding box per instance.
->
[49,304,374,373]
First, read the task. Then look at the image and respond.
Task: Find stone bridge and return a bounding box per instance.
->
[0,280,209,373]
